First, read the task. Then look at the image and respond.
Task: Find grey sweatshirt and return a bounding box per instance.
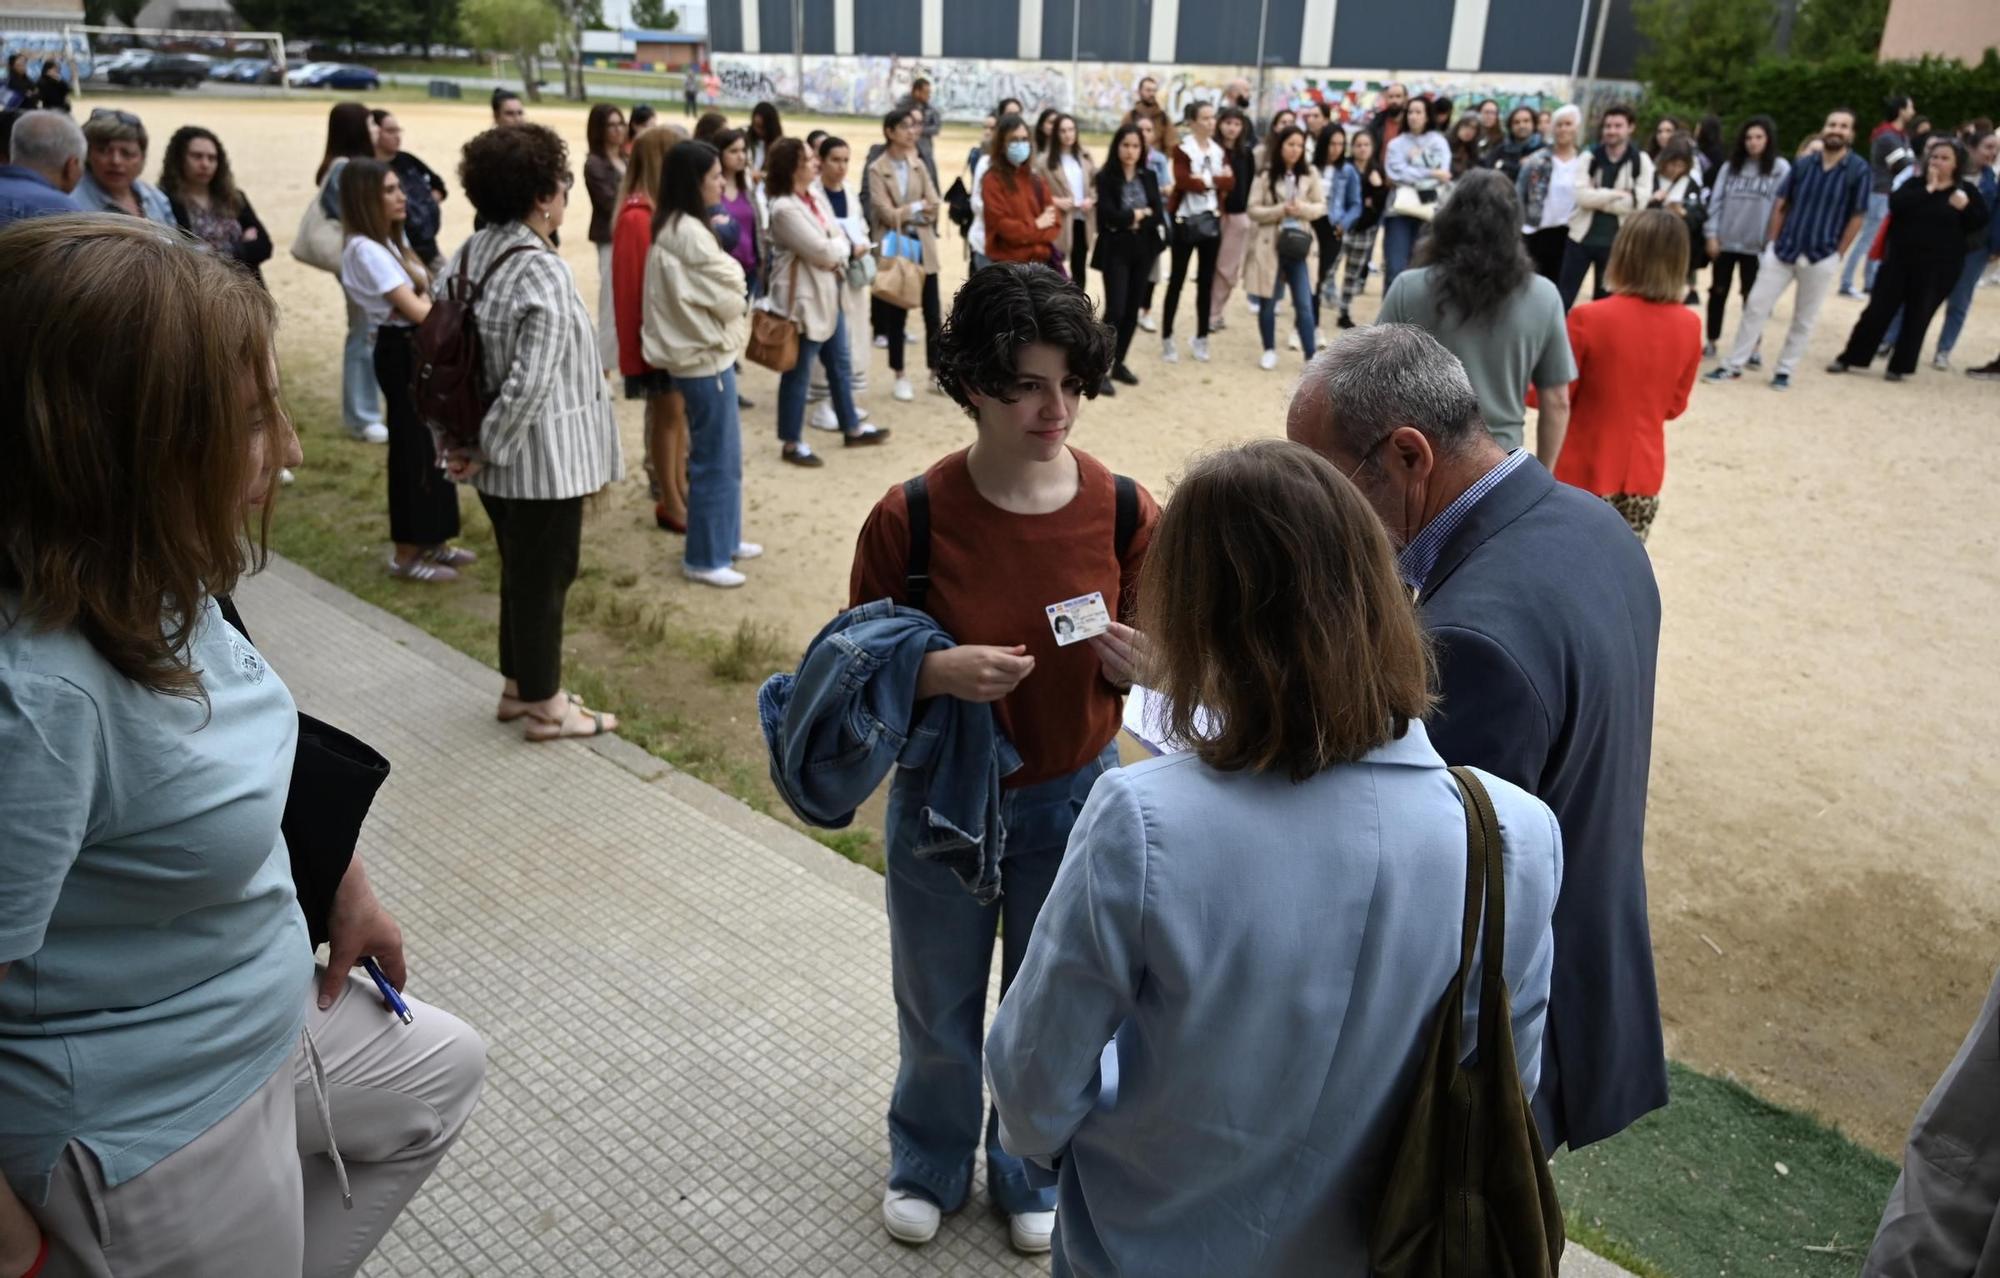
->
[1705,156,1792,255]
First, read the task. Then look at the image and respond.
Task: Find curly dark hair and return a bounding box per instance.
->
[1410,169,1533,323]
[933,262,1114,418]
[459,123,570,226]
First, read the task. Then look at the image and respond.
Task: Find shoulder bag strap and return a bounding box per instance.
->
[902,475,931,612]
[1449,765,1509,1059]
[468,242,542,301]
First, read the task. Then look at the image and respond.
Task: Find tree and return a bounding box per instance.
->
[459,0,561,100]
[631,0,669,28]
[1789,0,1891,61]
[1633,0,1777,108]
[82,0,146,25]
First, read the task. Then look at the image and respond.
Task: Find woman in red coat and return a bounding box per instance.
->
[611,126,689,532]
[1546,209,1702,541]
[980,113,1061,265]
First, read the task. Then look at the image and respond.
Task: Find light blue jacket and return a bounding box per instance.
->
[986,720,1562,1278]
[1322,162,1363,231]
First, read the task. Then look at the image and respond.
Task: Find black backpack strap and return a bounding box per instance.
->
[902,475,931,612]
[1113,474,1139,562]
[469,242,542,301]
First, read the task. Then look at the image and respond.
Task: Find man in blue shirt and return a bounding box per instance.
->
[1707,106,1871,390]
[0,110,83,227]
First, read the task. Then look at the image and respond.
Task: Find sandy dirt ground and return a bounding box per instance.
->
[109,92,2000,1155]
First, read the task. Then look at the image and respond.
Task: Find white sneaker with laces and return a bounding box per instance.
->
[893,377,914,402]
[733,542,763,561]
[682,564,747,589]
[809,403,840,431]
[1137,311,1157,333]
[352,422,389,445]
[1258,349,1279,371]
[1191,336,1210,362]
[1010,1210,1056,1254]
[1160,336,1178,364]
[883,1190,941,1245]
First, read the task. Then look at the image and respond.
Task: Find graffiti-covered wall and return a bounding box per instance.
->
[707,53,1627,132]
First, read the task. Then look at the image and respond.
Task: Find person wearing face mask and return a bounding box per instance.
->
[1286,322,1667,1158]
[1705,106,1871,390]
[981,113,1061,266]
[823,261,1157,1256]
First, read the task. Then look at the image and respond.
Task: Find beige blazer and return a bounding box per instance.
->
[865,149,941,278]
[1245,168,1327,298]
[766,192,851,343]
[1039,150,1098,266]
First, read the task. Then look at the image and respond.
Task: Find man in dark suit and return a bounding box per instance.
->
[1286,323,1667,1152]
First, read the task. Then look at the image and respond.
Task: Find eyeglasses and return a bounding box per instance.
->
[1345,433,1394,482]
[89,108,142,126]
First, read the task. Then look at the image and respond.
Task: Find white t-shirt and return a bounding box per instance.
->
[1060,154,1085,212]
[1177,138,1225,219]
[339,236,417,332]
[1539,152,1590,231]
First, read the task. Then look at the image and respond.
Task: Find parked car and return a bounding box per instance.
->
[319,63,380,90]
[107,51,211,89]
[285,61,337,86]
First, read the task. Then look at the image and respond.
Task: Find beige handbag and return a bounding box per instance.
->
[1389,185,1440,223]
[291,189,344,273]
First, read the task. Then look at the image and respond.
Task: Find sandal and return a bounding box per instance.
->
[522,699,618,742]
[497,690,578,723]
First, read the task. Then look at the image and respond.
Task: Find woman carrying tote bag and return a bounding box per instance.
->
[303,102,385,443]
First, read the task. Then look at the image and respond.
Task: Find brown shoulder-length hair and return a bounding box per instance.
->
[159,125,243,215]
[1138,439,1435,781]
[617,122,680,204]
[1606,207,1689,304]
[0,215,284,700]
[762,135,807,199]
[339,157,429,294]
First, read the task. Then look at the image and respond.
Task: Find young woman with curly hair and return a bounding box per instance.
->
[845,262,1159,1256]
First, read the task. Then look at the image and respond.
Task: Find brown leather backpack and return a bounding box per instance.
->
[409,242,543,451]
[1369,765,1565,1278]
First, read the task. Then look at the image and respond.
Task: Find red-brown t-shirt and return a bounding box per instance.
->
[848,447,1159,788]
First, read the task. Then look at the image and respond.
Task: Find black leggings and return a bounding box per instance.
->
[874,274,941,374]
[1066,218,1089,284]
[1161,233,1219,339]
[1705,250,1760,343]
[1311,216,1342,324]
[1526,227,1569,286]
[372,326,461,547]
[477,491,583,704]
[1100,250,1154,366]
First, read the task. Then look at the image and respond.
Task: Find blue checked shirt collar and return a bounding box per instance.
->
[1398,449,1531,595]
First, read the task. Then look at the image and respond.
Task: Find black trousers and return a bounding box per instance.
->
[1065,218,1089,284]
[1557,238,1613,310]
[875,273,941,374]
[1161,233,1219,339]
[372,326,461,547]
[476,490,583,704]
[1311,216,1342,324]
[1838,252,1955,376]
[1526,227,1569,286]
[1706,250,1761,343]
[1100,249,1155,366]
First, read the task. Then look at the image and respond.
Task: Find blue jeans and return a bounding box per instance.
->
[1381,214,1423,290]
[679,366,742,571]
[1881,248,1987,354]
[778,311,859,444]
[884,742,1119,1217]
[342,298,383,432]
[1256,255,1317,357]
[1841,191,1889,293]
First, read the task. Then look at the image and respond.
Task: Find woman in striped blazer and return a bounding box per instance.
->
[444,123,625,742]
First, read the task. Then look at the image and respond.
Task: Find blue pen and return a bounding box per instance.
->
[361,957,413,1025]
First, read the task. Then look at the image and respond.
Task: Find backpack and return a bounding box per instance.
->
[409,241,544,451]
[901,472,1140,613]
[1590,143,1642,195]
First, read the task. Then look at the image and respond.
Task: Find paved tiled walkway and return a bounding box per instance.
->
[238,556,1631,1277]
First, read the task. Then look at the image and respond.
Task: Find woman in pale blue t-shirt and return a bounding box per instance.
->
[0,216,485,1278]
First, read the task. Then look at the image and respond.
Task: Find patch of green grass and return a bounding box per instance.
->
[1554,1062,1898,1277]
[706,619,789,684]
[811,828,880,870]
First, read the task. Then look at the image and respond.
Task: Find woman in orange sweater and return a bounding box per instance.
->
[611,125,689,532]
[1545,208,1702,541]
[980,113,1061,265]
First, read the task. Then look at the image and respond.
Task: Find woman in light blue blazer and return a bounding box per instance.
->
[986,439,1563,1278]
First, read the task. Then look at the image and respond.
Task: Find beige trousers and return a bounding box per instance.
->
[1210,211,1253,325]
[30,970,486,1278]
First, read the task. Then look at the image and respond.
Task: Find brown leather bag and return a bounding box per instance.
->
[1369,765,1565,1278]
[746,255,801,373]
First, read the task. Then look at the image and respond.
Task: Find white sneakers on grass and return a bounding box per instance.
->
[881,1189,1054,1255]
[682,544,761,590]
[350,422,389,444]
[1258,349,1279,371]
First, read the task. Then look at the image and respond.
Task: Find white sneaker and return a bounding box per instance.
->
[883,1190,941,1245]
[682,564,746,589]
[351,422,389,444]
[1160,336,1178,364]
[893,377,914,402]
[732,542,763,561]
[1933,350,1951,371]
[1258,349,1279,371]
[1190,336,1210,362]
[873,334,889,349]
[1137,311,1157,333]
[1010,1210,1056,1255]
[809,403,840,431]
